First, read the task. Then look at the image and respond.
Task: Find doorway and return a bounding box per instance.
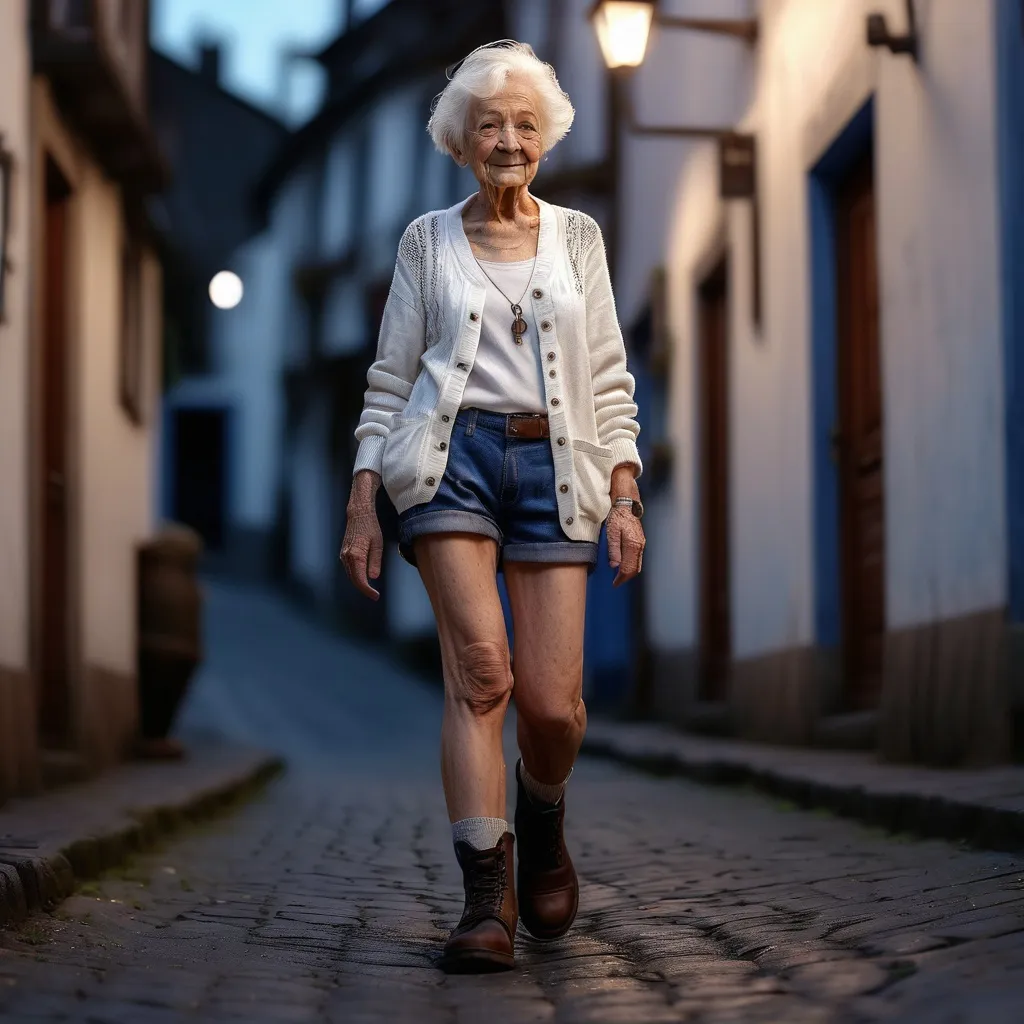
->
[697,258,731,700]
[172,408,227,550]
[834,153,884,708]
[39,156,74,750]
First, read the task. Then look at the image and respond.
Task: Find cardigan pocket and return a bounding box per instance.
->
[381,413,431,503]
[571,440,614,523]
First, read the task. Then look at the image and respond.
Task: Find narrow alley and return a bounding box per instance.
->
[0,582,1021,1023]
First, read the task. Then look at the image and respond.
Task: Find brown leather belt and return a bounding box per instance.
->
[505,413,550,439]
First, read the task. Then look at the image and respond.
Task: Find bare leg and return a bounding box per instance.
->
[504,562,589,784]
[414,534,511,822]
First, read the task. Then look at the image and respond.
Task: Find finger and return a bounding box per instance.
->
[368,533,383,580]
[619,539,642,580]
[607,516,622,568]
[345,542,380,600]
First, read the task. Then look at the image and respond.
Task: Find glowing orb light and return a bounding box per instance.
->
[209,270,243,309]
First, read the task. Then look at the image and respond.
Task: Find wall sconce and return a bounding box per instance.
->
[0,135,12,323]
[590,2,763,326]
[867,0,919,61]
[590,0,758,69]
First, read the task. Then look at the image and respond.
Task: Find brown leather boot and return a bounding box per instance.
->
[438,832,517,973]
[514,760,579,940]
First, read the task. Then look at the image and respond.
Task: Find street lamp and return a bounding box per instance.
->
[209,270,243,310]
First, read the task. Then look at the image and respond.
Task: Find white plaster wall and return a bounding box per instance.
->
[322,276,365,355]
[289,392,333,600]
[875,0,1005,627]
[77,164,160,673]
[654,0,1005,660]
[207,231,286,530]
[321,132,357,256]
[0,0,31,672]
[275,168,316,370]
[367,87,419,240]
[385,545,436,638]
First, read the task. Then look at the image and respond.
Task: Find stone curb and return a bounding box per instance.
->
[0,752,284,928]
[581,728,1024,853]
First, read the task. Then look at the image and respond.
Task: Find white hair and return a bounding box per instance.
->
[427,40,575,160]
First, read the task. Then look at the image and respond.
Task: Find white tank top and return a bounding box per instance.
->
[461,258,546,414]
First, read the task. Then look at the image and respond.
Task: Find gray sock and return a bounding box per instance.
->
[452,816,509,851]
[520,762,571,806]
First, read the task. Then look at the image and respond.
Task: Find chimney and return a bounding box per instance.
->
[198,42,221,85]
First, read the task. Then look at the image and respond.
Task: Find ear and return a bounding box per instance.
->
[451,147,469,168]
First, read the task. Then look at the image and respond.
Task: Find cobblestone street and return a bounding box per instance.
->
[1,582,1022,1022]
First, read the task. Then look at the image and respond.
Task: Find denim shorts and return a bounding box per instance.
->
[397,408,599,573]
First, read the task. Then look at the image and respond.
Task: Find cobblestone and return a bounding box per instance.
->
[0,582,1021,1022]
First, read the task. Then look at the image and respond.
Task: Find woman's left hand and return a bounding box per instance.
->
[607,465,645,587]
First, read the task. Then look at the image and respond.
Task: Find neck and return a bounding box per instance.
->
[474,183,535,223]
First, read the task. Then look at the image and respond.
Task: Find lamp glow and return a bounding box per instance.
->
[209,270,243,309]
[591,0,656,69]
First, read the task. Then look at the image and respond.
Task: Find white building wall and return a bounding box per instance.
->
[367,87,419,240]
[875,0,1004,628]
[209,231,286,531]
[289,391,334,600]
[654,0,1005,662]
[0,0,31,675]
[76,161,161,675]
[321,132,357,256]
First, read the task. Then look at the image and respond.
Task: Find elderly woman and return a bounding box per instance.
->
[341,40,645,973]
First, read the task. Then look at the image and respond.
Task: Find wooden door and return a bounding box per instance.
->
[39,158,73,748]
[698,259,731,699]
[835,154,885,707]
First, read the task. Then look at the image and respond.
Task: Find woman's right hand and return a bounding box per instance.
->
[340,470,384,600]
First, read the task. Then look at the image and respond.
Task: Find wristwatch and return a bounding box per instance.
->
[613,496,644,520]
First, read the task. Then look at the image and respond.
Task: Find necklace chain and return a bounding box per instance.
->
[475,259,535,346]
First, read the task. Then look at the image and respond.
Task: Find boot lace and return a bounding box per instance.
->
[462,848,507,927]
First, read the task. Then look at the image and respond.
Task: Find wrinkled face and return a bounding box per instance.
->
[460,77,543,190]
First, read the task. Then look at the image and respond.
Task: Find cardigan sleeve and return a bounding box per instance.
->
[582,218,643,478]
[351,220,428,477]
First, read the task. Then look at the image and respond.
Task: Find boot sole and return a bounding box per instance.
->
[438,948,516,974]
[519,883,580,942]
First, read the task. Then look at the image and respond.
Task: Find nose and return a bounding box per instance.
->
[497,124,520,150]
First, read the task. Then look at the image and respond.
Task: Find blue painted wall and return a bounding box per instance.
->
[808,98,875,647]
[996,0,1024,622]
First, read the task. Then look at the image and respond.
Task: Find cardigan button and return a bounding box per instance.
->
[557,437,566,446]
[565,517,574,525]
[439,442,447,450]
[559,483,569,493]
[442,414,450,422]
[546,352,555,361]
[457,362,468,370]
[549,369,556,378]
[551,397,560,406]
[469,312,479,322]
[533,289,543,299]
[426,477,436,486]
[541,320,552,331]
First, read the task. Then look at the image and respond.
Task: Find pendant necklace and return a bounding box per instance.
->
[475,260,534,346]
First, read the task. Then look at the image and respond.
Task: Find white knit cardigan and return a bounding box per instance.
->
[353,195,642,544]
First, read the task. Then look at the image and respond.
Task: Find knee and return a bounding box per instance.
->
[450,640,513,717]
[518,692,587,739]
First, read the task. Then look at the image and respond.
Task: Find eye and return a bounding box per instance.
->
[519,122,536,131]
